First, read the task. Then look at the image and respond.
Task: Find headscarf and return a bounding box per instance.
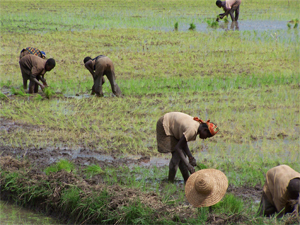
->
[193,117,219,136]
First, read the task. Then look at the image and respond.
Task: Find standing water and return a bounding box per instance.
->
[0,201,59,225]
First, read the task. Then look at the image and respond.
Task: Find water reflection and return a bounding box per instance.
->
[0,201,58,225]
[219,21,239,31]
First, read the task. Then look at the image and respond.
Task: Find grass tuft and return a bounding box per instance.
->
[212,193,244,215]
[84,164,104,178]
[188,23,196,30]
[174,22,178,31]
[43,87,55,99]
[44,159,75,175]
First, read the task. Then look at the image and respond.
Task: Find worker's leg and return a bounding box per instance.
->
[257,192,277,217]
[178,154,190,183]
[169,151,181,183]
[235,5,240,21]
[106,70,121,97]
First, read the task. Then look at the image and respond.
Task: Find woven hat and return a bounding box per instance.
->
[185,169,228,207]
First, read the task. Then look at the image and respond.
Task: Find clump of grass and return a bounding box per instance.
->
[211,193,244,215]
[189,23,196,30]
[34,94,43,101]
[43,87,55,99]
[84,164,104,178]
[206,18,219,28]
[0,91,8,100]
[174,22,178,31]
[224,16,229,23]
[11,87,28,96]
[288,18,299,28]
[44,159,75,175]
[60,187,81,212]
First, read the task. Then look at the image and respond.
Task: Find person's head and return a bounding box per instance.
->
[287,178,300,200]
[216,0,222,8]
[45,58,56,71]
[194,117,219,140]
[198,123,212,139]
[83,56,92,64]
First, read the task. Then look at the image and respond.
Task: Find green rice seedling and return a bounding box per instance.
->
[174,22,178,31]
[43,87,55,99]
[224,16,229,23]
[44,159,75,175]
[188,23,196,30]
[60,187,81,213]
[34,94,43,101]
[294,22,298,28]
[84,164,104,178]
[206,18,219,28]
[10,87,27,96]
[187,207,209,224]
[211,193,244,215]
[287,23,292,28]
[119,200,154,225]
[0,91,8,100]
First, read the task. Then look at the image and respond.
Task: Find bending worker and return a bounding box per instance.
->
[156,112,219,183]
[19,55,56,93]
[83,55,121,97]
[258,165,300,217]
[216,0,241,22]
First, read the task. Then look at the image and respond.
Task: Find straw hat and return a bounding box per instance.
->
[185,169,228,207]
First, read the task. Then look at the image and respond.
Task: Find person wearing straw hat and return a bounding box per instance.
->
[185,169,228,207]
[156,112,219,183]
[258,165,300,217]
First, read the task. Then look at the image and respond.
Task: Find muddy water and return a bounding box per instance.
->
[152,20,290,32]
[0,201,58,225]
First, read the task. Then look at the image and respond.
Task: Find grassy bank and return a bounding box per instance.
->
[2,156,299,225]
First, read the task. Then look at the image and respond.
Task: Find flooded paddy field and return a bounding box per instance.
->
[1,0,299,224]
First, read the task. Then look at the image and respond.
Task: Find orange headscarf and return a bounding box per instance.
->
[193,117,219,136]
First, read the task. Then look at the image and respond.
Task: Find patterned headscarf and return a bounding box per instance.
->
[193,117,219,136]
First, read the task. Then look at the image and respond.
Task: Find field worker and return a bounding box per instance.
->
[19,55,56,93]
[83,55,121,97]
[216,0,241,22]
[19,47,46,61]
[258,165,300,217]
[185,169,228,207]
[156,112,219,183]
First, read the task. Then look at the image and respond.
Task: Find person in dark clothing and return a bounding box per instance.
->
[83,55,121,97]
[19,55,55,93]
[216,0,241,22]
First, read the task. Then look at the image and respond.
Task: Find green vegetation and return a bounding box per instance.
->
[84,164,105,178]
[212,194,244,215]
[189,23,196,30]
[44,159,75,175]
[174,22,179,31]
[43,87,56,99]
[0,0,299,224]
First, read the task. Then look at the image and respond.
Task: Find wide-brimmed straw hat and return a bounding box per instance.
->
[185,169,228,207]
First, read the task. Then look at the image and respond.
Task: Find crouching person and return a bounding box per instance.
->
[19,55,56,93]
[83,55,121,97]
[156,112,219,183]
[258,165,300,217]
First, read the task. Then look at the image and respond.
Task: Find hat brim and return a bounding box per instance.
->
[185,169,228,207]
